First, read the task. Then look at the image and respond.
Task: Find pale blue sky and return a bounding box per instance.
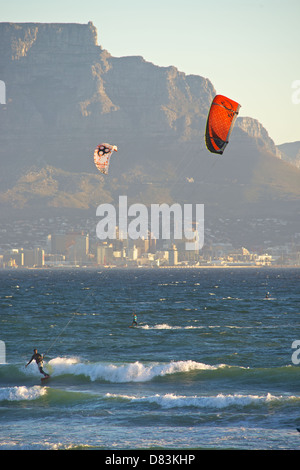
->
[1,0,299,144]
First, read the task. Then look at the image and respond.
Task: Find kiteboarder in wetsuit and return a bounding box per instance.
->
[132,313,138,327]
[26,349,49,378]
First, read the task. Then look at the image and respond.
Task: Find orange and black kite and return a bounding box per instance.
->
[205,95,241,154]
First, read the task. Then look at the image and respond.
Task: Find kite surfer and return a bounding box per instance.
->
[131,313,138,327]
[26,349,49,378]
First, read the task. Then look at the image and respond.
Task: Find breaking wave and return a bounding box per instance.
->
[0,385,46,402]
[46,357,216,383]
[105,391,300,409]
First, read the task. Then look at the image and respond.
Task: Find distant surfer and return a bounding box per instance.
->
[26,349,49,378]
[265,292,270,299]
[131,313,138,327]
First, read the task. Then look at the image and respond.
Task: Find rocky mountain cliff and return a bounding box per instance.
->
[278,141,300,168]
[0,22,299,238]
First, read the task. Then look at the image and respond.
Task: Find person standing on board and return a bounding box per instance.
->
[26,349,49,378]
[131,313,138,327]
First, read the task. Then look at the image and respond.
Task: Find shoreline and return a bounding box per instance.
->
[0,264,299,270]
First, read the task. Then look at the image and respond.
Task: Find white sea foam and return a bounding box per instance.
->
[0,385,46,401]
[47,357,216,383]
[105,392,295,409]
[140,323,203,330]
[141,323,176,330]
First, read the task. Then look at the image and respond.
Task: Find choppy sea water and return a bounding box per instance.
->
[0,267,300,451]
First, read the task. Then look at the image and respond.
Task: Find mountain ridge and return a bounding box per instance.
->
[0,22,299,245]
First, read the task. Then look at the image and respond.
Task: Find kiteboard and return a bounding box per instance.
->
[41,375,50,383]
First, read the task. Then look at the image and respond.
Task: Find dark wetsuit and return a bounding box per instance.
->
[27,352,48,377]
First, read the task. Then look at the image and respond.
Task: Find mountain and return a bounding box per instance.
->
[0,22,299,248]
[0,22,215,178]
[277,141,300,168]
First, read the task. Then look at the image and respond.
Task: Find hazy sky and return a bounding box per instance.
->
[1,0,300,144]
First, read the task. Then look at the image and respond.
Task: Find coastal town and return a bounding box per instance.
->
[1,216,299,269]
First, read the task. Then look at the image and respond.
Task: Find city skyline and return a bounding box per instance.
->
[1,224,299,268]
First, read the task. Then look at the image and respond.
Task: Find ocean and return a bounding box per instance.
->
[0,267,300,452]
